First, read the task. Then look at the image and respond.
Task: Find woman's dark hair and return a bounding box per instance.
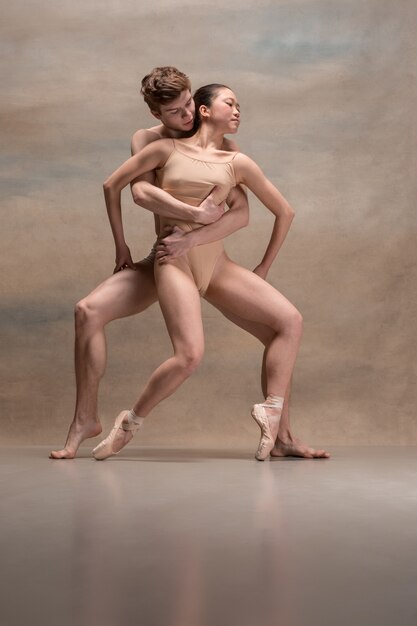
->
[192,83,229,131]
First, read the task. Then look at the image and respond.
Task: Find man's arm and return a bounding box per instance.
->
[155,185,249,262]
[130,130,224,224]
[129,130,160,238]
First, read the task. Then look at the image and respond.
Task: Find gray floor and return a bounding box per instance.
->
[1,446,417,626]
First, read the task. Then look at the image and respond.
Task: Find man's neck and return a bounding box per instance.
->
[146,123,230,149]
[148,123,195,140]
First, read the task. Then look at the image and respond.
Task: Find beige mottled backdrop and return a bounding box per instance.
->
[1,0,416,446]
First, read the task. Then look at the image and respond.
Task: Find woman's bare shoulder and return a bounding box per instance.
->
[233,152,257,167]
[232,152,265,185]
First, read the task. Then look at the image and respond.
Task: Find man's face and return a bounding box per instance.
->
[154,89,195,132]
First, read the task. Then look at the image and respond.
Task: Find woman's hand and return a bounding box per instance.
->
[156,226,191,263]
[252,263,269,280]
[114,244,136,274]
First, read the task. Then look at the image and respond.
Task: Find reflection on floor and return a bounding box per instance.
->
[1,446,417,626]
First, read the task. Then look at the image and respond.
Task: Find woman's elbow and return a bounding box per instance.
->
[103,177,122,199]
[103,178,113,194]
[286,204,295,221]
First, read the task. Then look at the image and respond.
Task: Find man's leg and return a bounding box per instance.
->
[50,262,157,459]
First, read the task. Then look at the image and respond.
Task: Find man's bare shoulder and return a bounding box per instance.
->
[221,137,240,152]
[130,126,166,154]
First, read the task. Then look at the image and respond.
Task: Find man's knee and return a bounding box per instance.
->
[74,298,102,330]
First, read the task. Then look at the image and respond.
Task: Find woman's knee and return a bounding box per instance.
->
[274,306,303,339]
[176,345,204,376]
[285,307,303,338]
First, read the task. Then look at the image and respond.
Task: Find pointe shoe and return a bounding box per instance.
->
[92,410,143,460]
[251,404,279,461]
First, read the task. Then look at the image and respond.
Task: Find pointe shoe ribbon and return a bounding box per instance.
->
[92,410,143,460]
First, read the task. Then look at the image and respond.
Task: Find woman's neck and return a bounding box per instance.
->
[187,124,225,150]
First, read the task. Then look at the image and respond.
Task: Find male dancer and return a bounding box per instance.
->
[50,67,329,460]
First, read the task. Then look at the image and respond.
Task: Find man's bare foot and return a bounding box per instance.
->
[271,437,330,459]
[49,419,102,459]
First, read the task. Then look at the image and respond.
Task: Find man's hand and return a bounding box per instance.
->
[114,244,136,274]
[197,186,225,224]
[156,226,192,263]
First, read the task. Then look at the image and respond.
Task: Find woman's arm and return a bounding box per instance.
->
[155,186,249,262]
[234,154,295,278]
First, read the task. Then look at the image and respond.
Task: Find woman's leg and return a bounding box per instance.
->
[206,256,303,398]
[205,255,303,458]
[50,261,157,459]
[211,304,329,458]
[208,306,273,395]
[95,260,205,455]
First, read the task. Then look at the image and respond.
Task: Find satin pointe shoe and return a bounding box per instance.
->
[251,404,279,462]
[92,410,143,460]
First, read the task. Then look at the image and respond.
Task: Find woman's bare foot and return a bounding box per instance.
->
[49,419,102,459]
[271,436,330,459]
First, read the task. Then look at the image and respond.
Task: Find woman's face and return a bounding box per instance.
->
[205,88,241,134]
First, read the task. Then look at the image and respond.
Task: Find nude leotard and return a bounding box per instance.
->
[155,139,237,295]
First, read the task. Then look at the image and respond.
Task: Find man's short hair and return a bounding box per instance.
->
[140,67,191,112]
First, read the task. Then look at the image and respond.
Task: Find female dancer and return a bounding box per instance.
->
[93,84,304,461]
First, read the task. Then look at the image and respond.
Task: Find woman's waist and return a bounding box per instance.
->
[156,219,225,251]
[158,217,198,232]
